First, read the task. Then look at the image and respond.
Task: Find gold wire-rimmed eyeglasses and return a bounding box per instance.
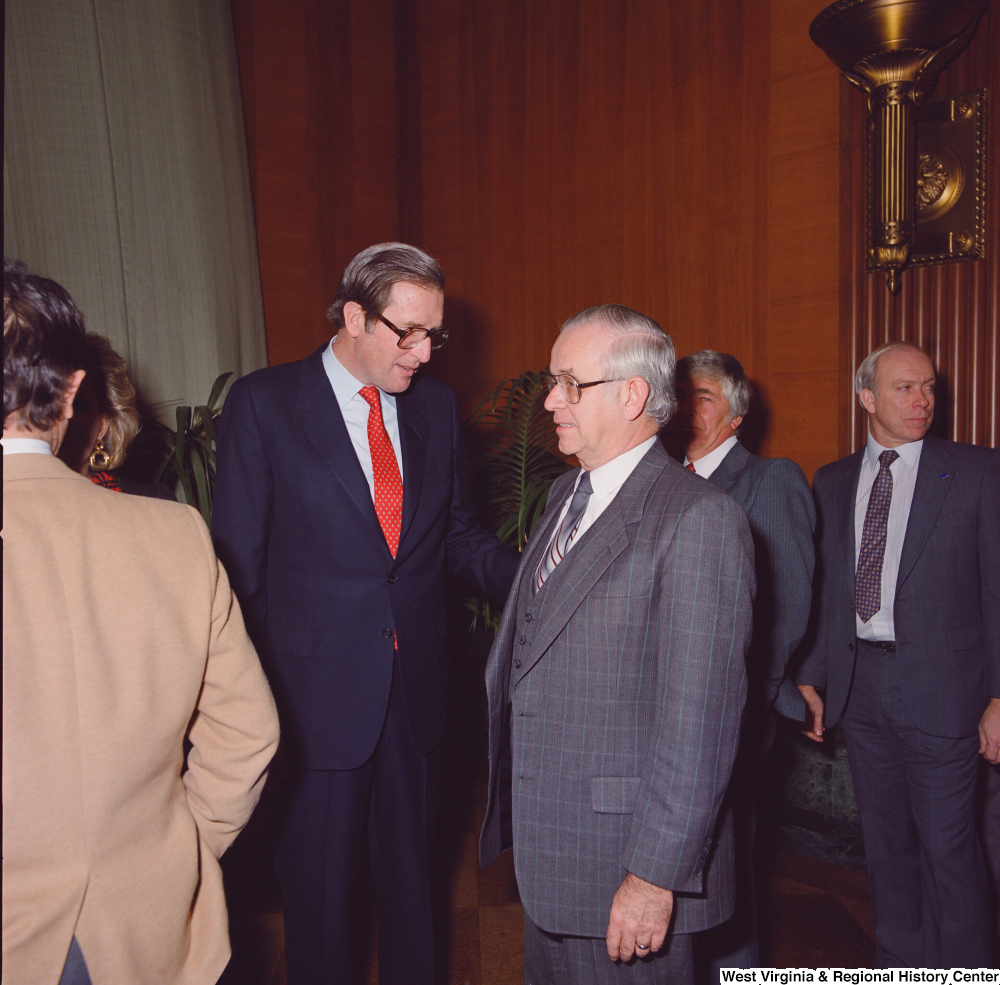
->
[541,371,621,404]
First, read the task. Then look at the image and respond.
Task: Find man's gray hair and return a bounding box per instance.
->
[326,243,445,330]
[676,349,752,421]
[561,304,676,425]
[855,340,928,402]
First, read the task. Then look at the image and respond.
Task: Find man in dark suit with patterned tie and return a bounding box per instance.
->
[480,306,755,984]
[673,350,815,974]
[212,244,519,985]
[797,341,1000,968]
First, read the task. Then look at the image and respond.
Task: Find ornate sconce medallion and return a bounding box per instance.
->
[811,0,988,294]
[909,88,985,267]
[867,88,986,272]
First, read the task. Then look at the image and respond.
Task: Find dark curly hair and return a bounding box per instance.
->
[4,260,88,431]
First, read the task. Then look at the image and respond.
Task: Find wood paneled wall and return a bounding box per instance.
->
[839,7,999,452]
[418,1,774,412]
[766,0,841,474]
[231,0,399,367]
[230,0,843,478]
[416,0,841,477]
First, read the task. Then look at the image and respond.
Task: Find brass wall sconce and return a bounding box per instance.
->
[810,0,989,294]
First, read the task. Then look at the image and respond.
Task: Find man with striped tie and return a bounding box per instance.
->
[797,341,1000,968]
[480,305,755,984]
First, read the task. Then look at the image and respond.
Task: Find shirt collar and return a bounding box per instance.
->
[864,433,922,472]
[1,437,54,456]
[585,435,657,500]
[322,335,395,410]
[683,434,738,479]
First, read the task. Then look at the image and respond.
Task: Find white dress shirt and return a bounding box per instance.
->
[548,436,658,557]
[683,434,738,479]
[1,438,54,455]
[854,434,923,642]
[322,337,404,501]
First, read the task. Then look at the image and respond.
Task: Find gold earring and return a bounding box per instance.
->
[90,438,111,471]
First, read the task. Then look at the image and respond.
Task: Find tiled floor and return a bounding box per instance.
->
[219,783,876,985]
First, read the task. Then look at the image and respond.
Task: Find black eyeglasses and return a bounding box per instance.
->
[542,372,621,404]
[378,314,450,350]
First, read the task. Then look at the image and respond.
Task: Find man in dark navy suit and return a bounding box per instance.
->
[213,243,519,985]
[798,341,999,968]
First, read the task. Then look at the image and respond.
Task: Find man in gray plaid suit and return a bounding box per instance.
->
[480,305,755,984]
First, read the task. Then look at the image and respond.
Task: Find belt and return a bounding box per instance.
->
[857,638,895,653]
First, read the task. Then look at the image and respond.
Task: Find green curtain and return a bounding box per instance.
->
[4,0,267,416]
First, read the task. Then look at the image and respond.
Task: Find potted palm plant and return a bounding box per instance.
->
[463,369,569,632]
[124,372,231,526]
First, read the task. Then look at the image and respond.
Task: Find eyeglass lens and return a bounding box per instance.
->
[400,329,449,350]
[545,374,581,403]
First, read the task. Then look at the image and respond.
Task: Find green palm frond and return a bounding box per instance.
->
[466,370,569,551]
[463,370,570,635]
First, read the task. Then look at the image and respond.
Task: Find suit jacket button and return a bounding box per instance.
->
[387,575,397,584]
[383,628,393,638]
[524,613,533,622]
[519,636,526,644]
[514,659,522,669]
[848,643,854,651]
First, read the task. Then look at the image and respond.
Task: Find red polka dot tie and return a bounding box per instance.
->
[855,449,898,623]
[359,386,403,557]
[685,461,697,473]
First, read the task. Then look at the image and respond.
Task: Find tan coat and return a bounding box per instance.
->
[2,453,280,985]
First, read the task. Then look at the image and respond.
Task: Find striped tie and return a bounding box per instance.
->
[533,471,593,595]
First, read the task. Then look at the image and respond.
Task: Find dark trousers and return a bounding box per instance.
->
[524,913,693,985]
[842,642,993,968]
[981,762,1000,955]
[275,662,442,985]
[58,938,91,985]
[695,713,776,976]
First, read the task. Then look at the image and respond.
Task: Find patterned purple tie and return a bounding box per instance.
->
[855,449,899,623]
[533,471,593,596]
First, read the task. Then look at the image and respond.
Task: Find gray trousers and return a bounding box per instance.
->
[524,913,694,985]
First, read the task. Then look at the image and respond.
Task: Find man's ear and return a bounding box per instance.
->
[622,377,651,422]
[859,388,876,415]
[342,301,368,340]
[729,414,744,433]
[62,370,86,421]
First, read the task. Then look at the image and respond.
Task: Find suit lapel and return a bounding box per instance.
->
[896,435,953,593]
[520,469,578,574]
[514,447,669,683]
[706,441,749,494]
[295,348,389,551]
[833,452,863,592]
[396,390,427,547]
